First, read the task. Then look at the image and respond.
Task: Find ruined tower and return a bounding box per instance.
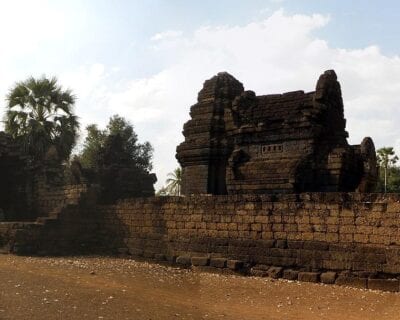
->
[176,70,377,195]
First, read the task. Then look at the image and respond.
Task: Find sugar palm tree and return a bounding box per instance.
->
[166,167,182,195]
[4,76,79,163]
[377,147,399,193]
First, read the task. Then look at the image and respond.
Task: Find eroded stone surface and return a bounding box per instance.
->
[368,279,399,292]
[321,272,337,284]
[177,70,377,195]
[298,272,320,283]
[335,276,367,289]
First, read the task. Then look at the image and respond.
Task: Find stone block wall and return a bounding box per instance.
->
[98,194,400,275]
[2,192,400,280]
[0,184,101,255]
[34,184,88,217]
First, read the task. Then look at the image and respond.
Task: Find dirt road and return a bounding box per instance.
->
[0,255,399,320]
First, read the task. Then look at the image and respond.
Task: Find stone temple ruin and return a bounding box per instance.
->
[3,70,400,292]
[176,70,377,195]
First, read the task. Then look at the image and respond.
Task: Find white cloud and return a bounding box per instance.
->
[151,30,183,41]
[0,1,64,98]
[58,64,111,133]
[0,1,68,58]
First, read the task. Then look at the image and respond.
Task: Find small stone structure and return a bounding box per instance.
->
[177,70,377,195]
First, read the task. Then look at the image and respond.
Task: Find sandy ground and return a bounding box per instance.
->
[0,255,399,320]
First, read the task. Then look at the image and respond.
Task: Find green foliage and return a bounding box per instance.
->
[376,166,400,192]
[79,115,153,171]
[4,76,79,162]
[156,186,168,196]
[78,124,106,169]
[78,115,155,202]
[163,167,182,195]
[377,147,398,169]
[376,147,400,192]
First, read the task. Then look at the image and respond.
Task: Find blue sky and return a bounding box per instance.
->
[1,1,400,189]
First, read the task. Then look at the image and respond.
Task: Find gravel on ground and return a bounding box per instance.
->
[0,255,399,320]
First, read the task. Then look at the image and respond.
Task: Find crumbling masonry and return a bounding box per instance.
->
[2,70,400,292]
[177,70,377,195]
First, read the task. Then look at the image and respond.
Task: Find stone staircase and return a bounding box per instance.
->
[0,184,102,255]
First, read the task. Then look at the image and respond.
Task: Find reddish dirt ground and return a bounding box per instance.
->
[0,255,399,320]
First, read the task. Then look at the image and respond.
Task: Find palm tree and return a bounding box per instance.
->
[377,147,399,193]
[156,186,168,196]
[4,76,79,163]
[166,167,182,195]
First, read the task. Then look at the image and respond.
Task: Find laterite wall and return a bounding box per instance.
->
[34,183,88,217]
[98,193,400,274]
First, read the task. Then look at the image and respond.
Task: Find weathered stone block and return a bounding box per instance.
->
[267,266,283,279]
[129,248,143,257]
[210,258,227,268]
[275,240,287,249]
[191,256,210,266]
[252,264,269,271]
[142,251,155,259]
[320,272,337,284]
[154,253,166,261]
[298,272,320,283]
[368,279,399,292]
[303,241,329,251]
[335,276,367,289]
[283,269,299,280]
[117,247,129,255]
[250,268,268,277]
[287,240,303,249]
[227,260,244,270]
[176,255,192,266]
[165,255,177,263]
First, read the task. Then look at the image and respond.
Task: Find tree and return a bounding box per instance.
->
[78,115,156,202]
[79,115,153,172]
[165,167,182,195]
[78,124,106,169]
[156,186,168,196]
[384,166,400,192]
[376,147,399,193]
[4,76,79,163]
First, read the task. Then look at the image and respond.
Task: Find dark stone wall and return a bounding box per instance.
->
[0,133,32,220]
[33,183,89,217]
[0,132,90,221]
[96,194,400,275]
[2,192,400,285]
[0,184,100,254]
[177,70,377,195]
